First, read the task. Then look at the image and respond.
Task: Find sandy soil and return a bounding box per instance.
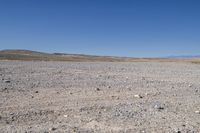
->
[0,61,200,133]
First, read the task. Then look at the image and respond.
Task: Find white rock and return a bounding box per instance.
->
[134,94,143,98]
[195,110,200,114]
[63,115,68,117]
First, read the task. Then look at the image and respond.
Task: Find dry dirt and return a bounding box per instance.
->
[0,61,200,133]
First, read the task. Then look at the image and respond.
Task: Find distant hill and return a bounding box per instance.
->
[0,49,199,63]
[0,49,130,62]
[167,55,200,58]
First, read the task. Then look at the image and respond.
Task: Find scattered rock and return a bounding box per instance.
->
[111,96,120,100]
[96,88,100,91]
[173,128,181,133]
[97,75,102,77]
[153,102,165,110]
[63,115,68,118]
[134,94,143,98]
[1,61,200,132]
[49,127,57,131]
[1,87,8,92]
[4,80,10,83]
[195,110,200,114]
[154,105,164,110]
[11,116,15,121]
[10,113,14,115]
[182,124,186,127]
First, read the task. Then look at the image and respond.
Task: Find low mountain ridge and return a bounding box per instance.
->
[0,49,199,63]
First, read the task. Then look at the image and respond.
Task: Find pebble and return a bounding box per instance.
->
[134,94,143,98]
[195,110,200,114]
[10,113,14,115]
[154,105,164,110]
[96,88,100,91]
[50,127,57,131]
[153,102,165,110]
[63,115,68,118]
[4,80,10,83]
[1,88,8,92]
[182,124,186,127]
[173,128,181,133]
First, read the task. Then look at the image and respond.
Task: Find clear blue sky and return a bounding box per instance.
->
[0,0,200,57]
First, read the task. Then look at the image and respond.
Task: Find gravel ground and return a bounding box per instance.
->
[0,61,200,133]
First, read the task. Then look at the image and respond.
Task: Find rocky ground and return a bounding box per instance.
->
[0,61,200,133]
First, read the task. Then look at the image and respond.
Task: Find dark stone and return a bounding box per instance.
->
[51,127,57,131]
[4,80,10,83]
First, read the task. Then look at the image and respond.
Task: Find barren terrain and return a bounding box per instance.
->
[0,61,200,132]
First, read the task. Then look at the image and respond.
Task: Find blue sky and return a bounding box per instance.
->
[0,0,200,57]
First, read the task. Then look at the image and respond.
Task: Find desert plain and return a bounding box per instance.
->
[0,61,200,133]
